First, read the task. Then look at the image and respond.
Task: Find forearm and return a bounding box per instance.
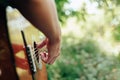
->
[12,0,61,44]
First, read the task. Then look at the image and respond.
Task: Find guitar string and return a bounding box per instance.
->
[32,47,46,61]
[32,49,40,63]
[32,47,47,56]
[33,49,45,59]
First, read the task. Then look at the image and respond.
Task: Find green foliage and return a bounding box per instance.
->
[55,0,87,24]
[55,0,69,23]
[47,0,120,80]
[47,34,120,80]
[112,26,120,41]
[55,0,120,24]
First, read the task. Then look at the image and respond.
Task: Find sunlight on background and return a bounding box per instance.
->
[65,0,100,14]
[62,0,120,56]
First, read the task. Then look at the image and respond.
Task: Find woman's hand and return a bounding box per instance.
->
[38,38,61,64]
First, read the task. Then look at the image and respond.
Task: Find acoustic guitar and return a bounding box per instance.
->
[6,6,48,80]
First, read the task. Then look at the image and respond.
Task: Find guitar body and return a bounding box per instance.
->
[6,6,47,80]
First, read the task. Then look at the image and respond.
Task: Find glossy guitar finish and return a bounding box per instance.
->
[6,6,48,80]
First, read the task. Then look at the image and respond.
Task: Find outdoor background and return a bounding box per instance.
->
[47,0,120,80]
[7,0,120,80]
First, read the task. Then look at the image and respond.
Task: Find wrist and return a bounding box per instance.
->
[48,29,61,45]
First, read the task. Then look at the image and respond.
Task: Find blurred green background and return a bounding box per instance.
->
[47,0,120,80]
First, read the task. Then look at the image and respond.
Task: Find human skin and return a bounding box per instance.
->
[10,0,61,65]
[0,0,61,80]
[9,0,61,80]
